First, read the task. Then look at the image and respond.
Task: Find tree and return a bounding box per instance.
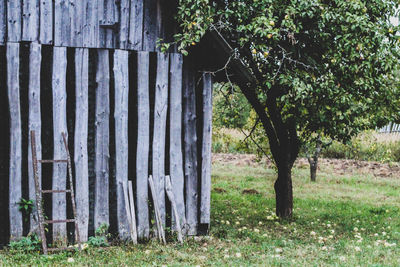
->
[172,0,400,218]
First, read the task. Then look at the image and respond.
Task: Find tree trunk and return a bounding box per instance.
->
[310,161,317,182]
[274,165,293,218]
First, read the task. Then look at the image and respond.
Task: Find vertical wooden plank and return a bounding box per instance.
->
[7,43,23,240]
[136,51,150,239]
[129,0,143,50]
[152,52,169,226]
[114,49,130,239]
[22,0,39,41]
[143,0,156,51]
[183,65,198,235]
[200,73,212,224]
[119,0,130,49]
[39,0,53,44]
[0,0,6,44]
[98,0,117,48]
[82,0,98,47]
[52,47,68,243]
[70,0,84,47]
[54,0,71,46]
[74,48,89,241]
[28,43,42,233]
[169,53,186,230]
[94,49,110,230]
[7,0,22,42]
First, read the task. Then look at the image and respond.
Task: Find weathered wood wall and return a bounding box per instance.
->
[0,0,177,51]
[0,44,212,242]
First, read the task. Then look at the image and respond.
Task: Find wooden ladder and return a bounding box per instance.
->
[30,131,81,254]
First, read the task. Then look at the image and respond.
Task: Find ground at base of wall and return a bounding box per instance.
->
[0,159,399,266]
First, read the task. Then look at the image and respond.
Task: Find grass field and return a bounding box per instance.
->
[1,159,399,266]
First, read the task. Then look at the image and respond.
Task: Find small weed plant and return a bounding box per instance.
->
[87,223,109,247]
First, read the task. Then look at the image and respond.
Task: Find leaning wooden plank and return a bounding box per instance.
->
[7,43,23,241]
[7,0,22,42]
[152,52,169,226]
[169,53,186,230]
[39,0,53,44]
[113,49,130,239]
[94,49,110,230]
[128,180,138,244]
[119,0,130,49]
[165,176,183,243]
[82,0,98,47]
[52,47,68,243]
[22,0,39,41]
[74,48,89,241]
[129,0,143,50]
[28,43,42,234]
[55,0,71,46]
[0,0,5,44]
[136,51,150,239]
[121,182,133,241]
[183,65,198,235]
[143,0,157,51]
[149,175,166,244]
[200,73,213,224]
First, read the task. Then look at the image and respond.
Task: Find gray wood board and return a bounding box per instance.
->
[52,47,68,243]
[54,0,71,46]
[39,0,53,44]
[7,0,21,42]
[183,65,198,235]
[114,49,130,239]
[22,0,39,41]
[74,48,89,241]
[152,52,169,225]
[136,51,150,239]
[200,73,212,224]
[28,43,42,233]
[128,0,143,50]
[7,43,23,240]
[94,49,110,230]
[169,53,186,230]
[0,0,5,44]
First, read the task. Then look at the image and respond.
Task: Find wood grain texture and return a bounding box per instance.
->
[55,0,71,46]
[94,49,110,230]
[113,49,130,239]
[52,47,68,243]
[39,0,53,44]
[136,51,150,239]
[98,0,117,48]
[152,52,169,226]
[129,0,143,50]
[74,48,89,241]
[169,53,186,230]
[183,65,198,235]
[22,0,39,41]
[143,0,157,51]
[82,0,98,47]
[70,0,85,47]
[165,175,183,243]
[28,43,42,234]
[7,0,22,42]
[200,73,212,224]
[0,0,5,44]
[7,43,23,240]
[119,0,130,49]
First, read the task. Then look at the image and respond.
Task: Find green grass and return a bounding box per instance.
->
[1,161,399,266]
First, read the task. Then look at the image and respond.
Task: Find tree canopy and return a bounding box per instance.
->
[171,0,400,217]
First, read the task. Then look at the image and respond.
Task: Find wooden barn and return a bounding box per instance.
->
[0,0,214,245]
